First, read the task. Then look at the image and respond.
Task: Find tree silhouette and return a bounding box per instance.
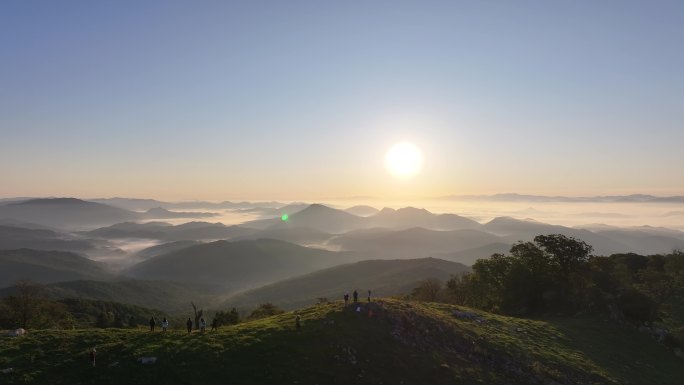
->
[191,301,203,330]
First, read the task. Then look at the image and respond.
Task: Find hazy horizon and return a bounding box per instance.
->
[3,194,684,231]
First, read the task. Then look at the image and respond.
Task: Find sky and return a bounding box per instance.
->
[1,1,683,201]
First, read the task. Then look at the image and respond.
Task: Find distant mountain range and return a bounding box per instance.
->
[2,197,684,264]
[483,216,684,255]
[4,195,684,329]
[0,198,221,229]
[244,204,480,233]
[0,198,139,228]
[89,197,286,211]
[439,193,684,203]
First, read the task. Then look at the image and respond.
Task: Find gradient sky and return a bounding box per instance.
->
[1,1,683,201]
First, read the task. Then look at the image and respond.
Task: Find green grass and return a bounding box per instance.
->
[1,299,682,385]
[547,316,683,385]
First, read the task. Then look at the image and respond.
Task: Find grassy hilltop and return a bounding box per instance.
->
[1,299,683,385]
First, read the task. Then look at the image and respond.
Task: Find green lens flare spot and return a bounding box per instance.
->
[281,214,289,221]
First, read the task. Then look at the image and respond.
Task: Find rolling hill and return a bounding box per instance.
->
[2,299,683,384]
[483,217,633,255]
[232,226,332,245]
[344,205,379,216]
[431,242,512,265]
[328,227,502,259]
[0,198,139,229]
[0,279,224,314]
[84,221,255,241]
[122,239,363,289]
[368,207,481,230]
[0,225,94,252]
[593,229,684,255]
[132,240,202,261]
[140,207,218,219]
[246,204,366,232]
[224,258,470,310]
[0,249,112,288]
[89,198,170,211]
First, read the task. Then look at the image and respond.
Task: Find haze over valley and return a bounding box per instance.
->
[2,195,684,290]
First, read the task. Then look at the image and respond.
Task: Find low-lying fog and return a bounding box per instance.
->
[325,200,684,230]
[26,198,684,272]
[138,200,684,230]
[138,210,263,226]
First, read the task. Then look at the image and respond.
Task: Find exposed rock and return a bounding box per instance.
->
[6,328,27,337]
[137,357,157,364]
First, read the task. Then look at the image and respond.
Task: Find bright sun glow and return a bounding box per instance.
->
[385,142,423,179]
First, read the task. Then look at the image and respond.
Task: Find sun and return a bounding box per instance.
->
[385,142,423,179]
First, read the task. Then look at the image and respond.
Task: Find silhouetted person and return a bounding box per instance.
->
[344,293,349,305]
[368,289,372,303]
[295,314,301,330]
[89,348,96,367]
[162,318,169,332]
[353,290,358,303]
[200,318,206,333]
[149,316,156,332]
[211,318,218,332]
[186,318,193,334]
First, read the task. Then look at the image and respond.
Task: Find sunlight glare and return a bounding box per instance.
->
[385,142,423,179]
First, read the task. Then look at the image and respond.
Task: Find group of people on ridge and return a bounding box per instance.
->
[142,289,375,338]
[343,289,372,305]
[148,317,169,332]
[91,291,377,367]
[147,316,212,334]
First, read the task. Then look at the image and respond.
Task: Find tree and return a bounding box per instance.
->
[4,280,46,329]
[445,235,595,316]
[214,307,240,326]
[228,307,240,324]
[112,313,126,328]
[248,303,284,320]
[446,273,478,306]
[534,234,592,277]
[96,312,110,328]
[411,278,443,302]
[32,301,74,329]
[191,301,204,330]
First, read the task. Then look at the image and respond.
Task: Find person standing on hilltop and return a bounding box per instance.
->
[353,290,358,303]
[367,289,372,303]
[295,314,301,330]
[344,293,349,305]
[200,318,207,333]
[149,316,156,332]
[186,318,193,334]
[162,318,169,332]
